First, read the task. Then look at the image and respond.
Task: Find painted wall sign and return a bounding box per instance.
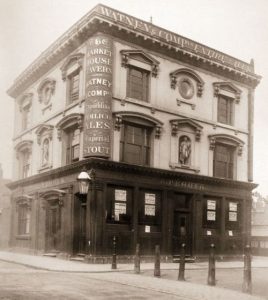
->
[94,5,252,74]
[83,34,113,158]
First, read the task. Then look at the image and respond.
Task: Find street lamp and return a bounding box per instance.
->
[77,169,92,195]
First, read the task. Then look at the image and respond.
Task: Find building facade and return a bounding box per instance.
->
[7,4,261,259]
[0,165,11,249]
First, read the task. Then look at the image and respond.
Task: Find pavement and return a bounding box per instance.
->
[0,250,266,300]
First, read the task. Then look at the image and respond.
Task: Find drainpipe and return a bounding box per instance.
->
[248,59,255,182]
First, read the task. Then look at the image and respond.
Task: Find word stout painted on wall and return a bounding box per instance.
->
[83,35,113,158]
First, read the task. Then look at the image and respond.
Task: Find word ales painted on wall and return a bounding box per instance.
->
[83,35,113,158]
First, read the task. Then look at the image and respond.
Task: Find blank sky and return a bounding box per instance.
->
[1,0,268,194]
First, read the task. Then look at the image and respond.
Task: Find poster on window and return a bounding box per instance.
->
[207,200,216,210]
[229,212,237,222]
[115,189,127,202]
[145,204,155,216]
[114,203,127,215]
[229,202,237,212]
[207,211,216,221]
[145,193,156,205]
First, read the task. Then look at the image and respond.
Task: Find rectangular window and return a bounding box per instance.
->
[66,128,80,164]
[225,200,240,230]
[21,150,31,179]
[106,186,132,224]
[139,190,161,226]
[21,105,30,131]
[68,71,79,103]
[217,95,233,125]
[127,66,149,101]
[203,198,220,228]
[213,144,234,179]
[120,123,151,166]
[18,205,30,235]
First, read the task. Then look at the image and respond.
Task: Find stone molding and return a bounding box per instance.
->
[170,118,203,141]
[213,82,242,103]
[208,134,244,156]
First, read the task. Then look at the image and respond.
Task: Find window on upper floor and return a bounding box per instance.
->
[127,66,149,102]
[120,49,159,103]
[15,141,33,179]
[67,70,80,104]
[209,134,244,180]
[66,127,80,164]
[213,82,242,127]
[19,94,33,131]
[120,122,152,166]
[60,53,84,106]
[217,95,233,125]
[56,113,84,166]
[213,143,234,179]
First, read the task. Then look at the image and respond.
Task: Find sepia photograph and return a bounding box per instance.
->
[0,0,268,299]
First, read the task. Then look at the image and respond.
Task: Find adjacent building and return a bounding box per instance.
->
[0,164,11,249]
[7,4,261,259]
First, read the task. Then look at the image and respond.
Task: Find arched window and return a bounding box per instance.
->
[114,111,163,167]
[15,140,33,179]
[209,134,244,180]
[61,53,84,105]
[56,113,84,165]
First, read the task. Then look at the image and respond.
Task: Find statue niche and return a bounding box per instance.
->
[179,135,191,165]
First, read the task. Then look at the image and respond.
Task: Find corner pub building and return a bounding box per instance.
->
[7,4,261,260]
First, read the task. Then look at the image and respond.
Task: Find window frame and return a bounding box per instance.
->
[67,70,80,104]
[17,204,30,235]
[120,121,152,166]
[126,65,150,102]
[213,143,235,179]
[217,94,234,125]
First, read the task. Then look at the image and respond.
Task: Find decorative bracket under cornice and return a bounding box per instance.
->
[170,68,204,97]
[208,134,244,156]
[213,82,242,104]
[170,118,203,141]
[120,49,160,77]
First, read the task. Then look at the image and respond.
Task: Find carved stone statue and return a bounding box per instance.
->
[179,136,191,165]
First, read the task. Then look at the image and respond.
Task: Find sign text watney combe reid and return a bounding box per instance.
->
[95,5,251,72]
[84,36,113,157]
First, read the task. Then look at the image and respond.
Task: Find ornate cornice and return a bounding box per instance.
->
[35,124,54,145]
[7,4,261,98]
[213,82,242,104]
[120,49,159,77]
[170,118,203,141]
[113,111,163,139]
[208,134,244,156]
[7,157,257,193]
[56,113,84,140]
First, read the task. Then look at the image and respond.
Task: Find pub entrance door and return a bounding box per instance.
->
[46,201,62,252]
[172,211,192,255]
[78,203,87,254]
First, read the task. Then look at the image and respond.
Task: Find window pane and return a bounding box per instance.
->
[214,144,234,179]
[218,96,232,125]
[127,67,149,101]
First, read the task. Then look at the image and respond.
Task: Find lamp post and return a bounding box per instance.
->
[77,169,94,258]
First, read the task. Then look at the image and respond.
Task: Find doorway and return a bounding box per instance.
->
[46,202,61,252]
[173,211,192,255]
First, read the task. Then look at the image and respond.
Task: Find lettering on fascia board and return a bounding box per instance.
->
[94,5,251,73]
